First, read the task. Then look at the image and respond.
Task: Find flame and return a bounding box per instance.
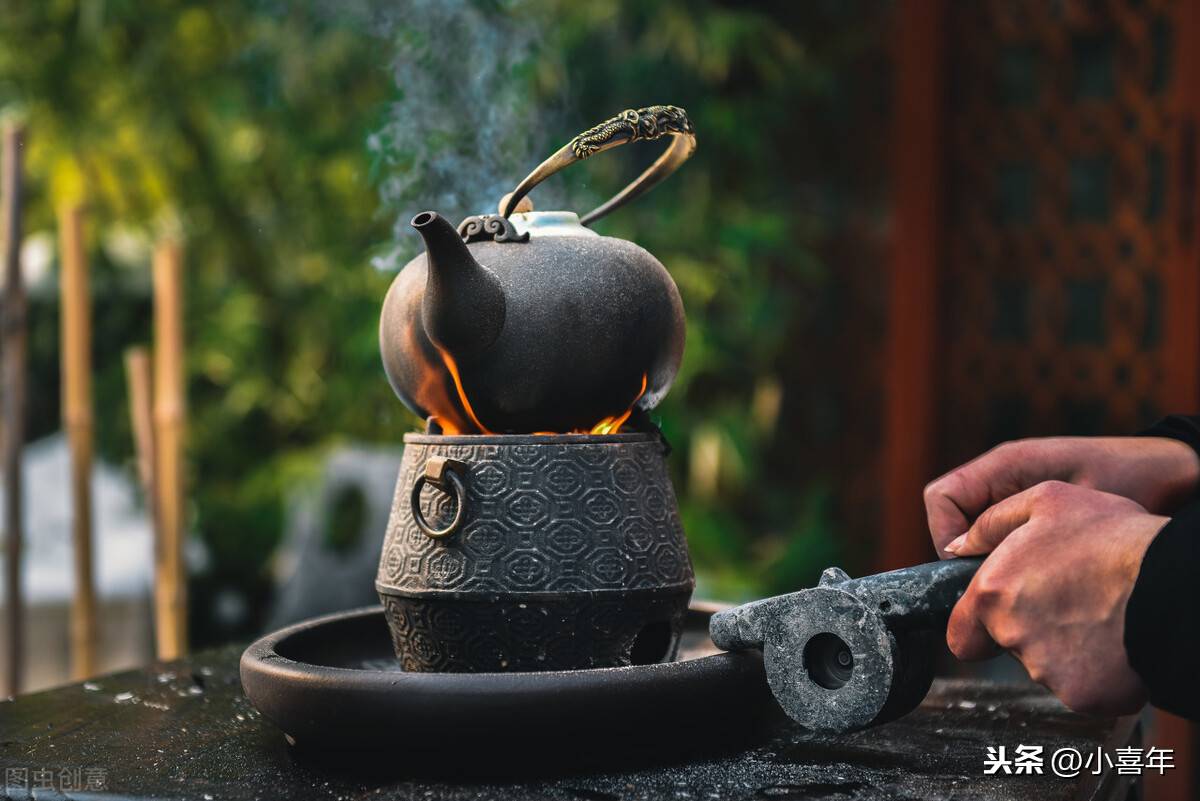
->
[586,373,647,434]
[532,373,649,436]
[433,354,648,436]
[435,348,495,435]
[400,315,474,435]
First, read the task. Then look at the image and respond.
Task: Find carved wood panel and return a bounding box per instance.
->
[939,0,1177,469]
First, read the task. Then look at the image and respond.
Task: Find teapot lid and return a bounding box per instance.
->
[509,211,599,239]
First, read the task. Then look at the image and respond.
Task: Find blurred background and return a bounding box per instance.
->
[0,0,892,660]
[0,0,1196,794]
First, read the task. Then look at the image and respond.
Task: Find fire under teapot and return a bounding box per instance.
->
[379,105,695,434]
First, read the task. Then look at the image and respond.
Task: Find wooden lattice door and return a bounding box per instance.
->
[940,0,1177,467]
[885,0,1200,569]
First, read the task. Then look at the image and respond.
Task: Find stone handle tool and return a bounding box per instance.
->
[710,556,984,733]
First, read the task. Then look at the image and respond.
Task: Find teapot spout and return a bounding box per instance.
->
[412,211,506,358]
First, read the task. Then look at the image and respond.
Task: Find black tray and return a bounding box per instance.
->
[240,603,780,772]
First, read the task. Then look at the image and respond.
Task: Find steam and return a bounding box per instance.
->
[364,0,566,270]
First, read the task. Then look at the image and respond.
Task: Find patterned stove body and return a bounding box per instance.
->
[375,432,695,672]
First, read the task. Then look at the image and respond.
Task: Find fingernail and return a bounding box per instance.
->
[944,534,967,554]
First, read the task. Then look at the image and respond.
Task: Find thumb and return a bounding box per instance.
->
[944,480,1061,556]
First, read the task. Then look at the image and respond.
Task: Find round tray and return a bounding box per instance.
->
[240,603,779,772]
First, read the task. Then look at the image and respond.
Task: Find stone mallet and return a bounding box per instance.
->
[710,556,984,733]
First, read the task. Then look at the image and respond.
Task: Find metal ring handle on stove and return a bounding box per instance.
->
[410,456,468,540]
[499,105,696,227]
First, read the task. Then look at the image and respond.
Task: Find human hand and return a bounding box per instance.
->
[924,437,1197,557]
[944,480,1165,716]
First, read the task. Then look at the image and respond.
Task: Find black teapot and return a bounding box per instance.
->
[379,105,695,434]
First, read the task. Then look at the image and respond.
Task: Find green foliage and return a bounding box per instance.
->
[2,0,398,640]
[1,0,884,640]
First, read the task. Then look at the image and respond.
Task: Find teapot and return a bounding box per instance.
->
[379,105,695,434]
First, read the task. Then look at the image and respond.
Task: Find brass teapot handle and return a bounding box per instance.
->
[499,105,696,227]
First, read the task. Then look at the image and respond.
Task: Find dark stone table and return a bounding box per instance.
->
[0,644,1138,801]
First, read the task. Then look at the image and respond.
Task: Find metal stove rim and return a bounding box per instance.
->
[402,431,659,446]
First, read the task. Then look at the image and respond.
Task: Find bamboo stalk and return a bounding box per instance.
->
[2,123,26,697]
[152,239,186,659]
[123,348,161,658]
[124,348,156,500]
[58,202,96,680]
